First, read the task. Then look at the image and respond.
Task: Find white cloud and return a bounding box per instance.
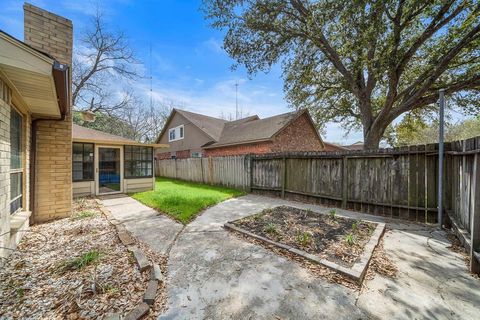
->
[197,38,224,55]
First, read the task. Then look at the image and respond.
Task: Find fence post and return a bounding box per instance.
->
[470,152,480,274]
[341,156,348,208]
[200,157,205,184]
[248,155,253,192]
[174,158,177,179]
[281,156,286,198]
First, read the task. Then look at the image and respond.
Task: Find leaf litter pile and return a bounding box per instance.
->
[233,206,377,267]
[231,206,397,289]
[0,197,166,319]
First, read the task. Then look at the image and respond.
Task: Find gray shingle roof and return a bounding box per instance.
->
[207,111,302,148]
[72,124,136,143]
[157,108,316,148]
[175,109,227,141]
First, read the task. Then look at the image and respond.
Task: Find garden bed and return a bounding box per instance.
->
[225,206,385,283]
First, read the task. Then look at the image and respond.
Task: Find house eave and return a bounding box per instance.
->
[0,31,67,118]
[73,138,169,148]
[203,138,272,149]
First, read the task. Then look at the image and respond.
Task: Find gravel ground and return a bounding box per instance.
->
[0,197,165,319]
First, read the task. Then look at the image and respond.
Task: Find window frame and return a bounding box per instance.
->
[72,142,95,182]
[168,125,184,142]
[10,106,23,215]
[124,145,154,179]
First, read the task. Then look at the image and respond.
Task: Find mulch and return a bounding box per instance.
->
[232,206,377,267]
[229,206,398,290]
[0,197,167,319]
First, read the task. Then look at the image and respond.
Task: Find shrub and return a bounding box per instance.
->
[296,231,312,246]
[58,250,101,272]
[264,223,278,234]
[329,209,336,220]
[345,233,355,246]
[71,210,96,220]
[351,221,358,231]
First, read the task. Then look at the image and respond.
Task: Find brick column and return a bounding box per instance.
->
[24,4,73,222]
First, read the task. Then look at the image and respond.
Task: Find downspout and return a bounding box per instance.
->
[29,63,69,224]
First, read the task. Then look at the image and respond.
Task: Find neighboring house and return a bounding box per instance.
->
[156,109,324,158]
[72,124,166,197]
[0,4,73,263]
[343,141,365,150]
[323,142,349,152]
[156,109,227,159]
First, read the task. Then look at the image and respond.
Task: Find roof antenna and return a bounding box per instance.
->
[149,42,153,109]
[235,81,239,120]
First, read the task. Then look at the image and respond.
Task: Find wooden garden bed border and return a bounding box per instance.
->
[224,208,386,284]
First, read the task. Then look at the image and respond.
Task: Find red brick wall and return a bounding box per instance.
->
[176,150,190,159]
[156,149,190,159]
[203,112,324,157]
[271,113,324,152]
[156,152,171,160]
[204,142,272,157]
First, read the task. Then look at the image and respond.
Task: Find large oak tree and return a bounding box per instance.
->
[203,0,480,148]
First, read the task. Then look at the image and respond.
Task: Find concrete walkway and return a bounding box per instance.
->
[99,194,183,255]
[99,194,480,320]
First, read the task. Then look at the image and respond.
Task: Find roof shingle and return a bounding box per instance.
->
[72,124,136,143]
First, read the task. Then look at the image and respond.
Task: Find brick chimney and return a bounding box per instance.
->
[23,3,74,223]
[23,3,73,67]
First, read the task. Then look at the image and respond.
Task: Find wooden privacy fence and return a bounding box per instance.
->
[155,136,480,273]
[155,156,250,190]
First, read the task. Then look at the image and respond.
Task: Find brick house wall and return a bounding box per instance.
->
[157,149,191,159]
[24,4,73,223]
[0,80,11,262]
[156,152,172,160]
[270,112,323,152]
[204,141,272,157]
[204,113,323,157]
[0,77,33,263]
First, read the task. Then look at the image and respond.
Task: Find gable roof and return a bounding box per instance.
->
[155,108,323,149]
[156,109,228,143]
[206,110,306,148]
[73,124,167,147]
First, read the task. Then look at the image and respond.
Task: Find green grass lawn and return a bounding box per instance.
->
[131,177,244,224]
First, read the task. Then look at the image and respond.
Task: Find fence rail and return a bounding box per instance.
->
[155,136,480,273]
[156,156,250,190]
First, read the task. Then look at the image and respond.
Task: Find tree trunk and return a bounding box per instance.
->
[363,125,385,150]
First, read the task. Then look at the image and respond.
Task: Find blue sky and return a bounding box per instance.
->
[0,0,363,144]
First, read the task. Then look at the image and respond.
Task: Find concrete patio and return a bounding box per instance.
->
[100,194,480,320]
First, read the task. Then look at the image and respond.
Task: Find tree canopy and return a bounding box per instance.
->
[388,114,480,146]
[203,0,480,148]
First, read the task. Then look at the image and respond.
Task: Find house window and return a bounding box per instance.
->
[191,152,202,158]
[124,146,153,178]
[10,108,23,214]
[168,125,184,142]
[72,142,94,181]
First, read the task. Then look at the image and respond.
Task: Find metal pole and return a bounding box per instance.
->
[438,89,445,228]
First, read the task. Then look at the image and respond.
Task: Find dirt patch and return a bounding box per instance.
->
[232,206,377,267]
[0,197,166,319]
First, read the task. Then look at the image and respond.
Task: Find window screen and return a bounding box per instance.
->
[124,146,153,178]
[10,108,23,214]
[72,142,94,181]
